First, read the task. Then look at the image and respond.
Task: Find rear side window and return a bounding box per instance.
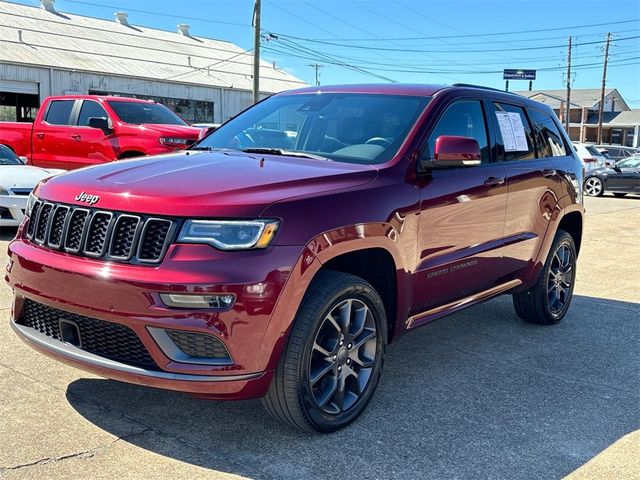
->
[493,103,536,161]
[77,101,108,126]
[45,100,74,125]
[528,109,567,157]
[586,146,602,157]
[426,100,490,163]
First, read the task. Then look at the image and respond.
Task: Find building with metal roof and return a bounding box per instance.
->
[0,0,306,123]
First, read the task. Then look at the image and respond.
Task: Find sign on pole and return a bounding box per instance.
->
[503,69,536,80]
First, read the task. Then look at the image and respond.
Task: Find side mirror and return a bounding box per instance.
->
[432,135,482,167]
[88,116,111,133]
[18,156,28,165]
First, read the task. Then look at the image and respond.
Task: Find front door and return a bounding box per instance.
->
[412,99,508,319]
[68,100,116,169]
[31,99,75,169]
[605,157,640,192]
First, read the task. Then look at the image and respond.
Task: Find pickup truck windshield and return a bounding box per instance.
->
[196,93,430,164]
[107,101,187,126]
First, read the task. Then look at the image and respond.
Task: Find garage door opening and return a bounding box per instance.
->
[0,92,40,122]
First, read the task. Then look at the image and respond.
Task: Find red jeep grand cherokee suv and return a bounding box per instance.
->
[6,84,584,432]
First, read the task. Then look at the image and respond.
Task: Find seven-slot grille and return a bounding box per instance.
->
[25,200,176,264]
[18,299,159,370]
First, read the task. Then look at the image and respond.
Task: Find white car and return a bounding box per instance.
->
[0,145,65,227]
[572,142,609,172]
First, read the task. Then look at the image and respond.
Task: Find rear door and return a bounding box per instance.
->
[493,103,567,279]
[68,100,117,169]
[31,99,75,169]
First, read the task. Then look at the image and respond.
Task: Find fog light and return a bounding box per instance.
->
[160,293,235,309]
[245,283,267,294]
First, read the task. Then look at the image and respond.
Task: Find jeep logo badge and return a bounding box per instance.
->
[75,191,100,205]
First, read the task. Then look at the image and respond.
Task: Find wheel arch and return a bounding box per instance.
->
[118,150,146,159]
[320,247,399,342]
[557,210,583,255]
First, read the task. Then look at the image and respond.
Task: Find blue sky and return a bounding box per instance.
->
[9,0,640,107]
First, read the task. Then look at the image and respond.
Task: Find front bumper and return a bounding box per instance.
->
[0,195,27,226]
[6,236,310,399]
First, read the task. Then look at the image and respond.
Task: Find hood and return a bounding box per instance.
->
[0,166,66,190]
[134,123,202,139]
[35,150,377,217]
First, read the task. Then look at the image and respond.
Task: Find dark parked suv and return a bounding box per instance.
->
[6,84,584,432]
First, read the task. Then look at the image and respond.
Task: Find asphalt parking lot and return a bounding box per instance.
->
[0,195,638,480]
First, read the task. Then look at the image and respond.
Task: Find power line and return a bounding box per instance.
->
[292,18,640,41]
[61,0,251,27]
[264,0,398,82]
[265,33,640,54]
[263,42,640,75]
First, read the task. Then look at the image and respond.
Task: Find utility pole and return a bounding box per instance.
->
[565,36,572,134]
[308,63,323,86]
[252,0,261,104]
[597,32,611,144]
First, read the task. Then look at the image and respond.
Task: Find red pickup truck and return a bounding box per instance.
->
[0,95,202,170]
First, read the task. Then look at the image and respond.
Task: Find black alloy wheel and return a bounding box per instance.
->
[308,298,378,414]
[513,230,577,324]
[262,271,387,433]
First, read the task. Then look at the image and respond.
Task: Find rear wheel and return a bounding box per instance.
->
[262,271,387,433]
[513,230,577,325]
[584,177,604,197]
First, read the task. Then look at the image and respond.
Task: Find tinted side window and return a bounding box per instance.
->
[77,101,108,126]
[493,103,535,161]
[44,100,74,125]
[528,109,567,157]
[426,100,490,163]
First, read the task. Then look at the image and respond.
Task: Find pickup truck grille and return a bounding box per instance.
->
[25,200,177,264]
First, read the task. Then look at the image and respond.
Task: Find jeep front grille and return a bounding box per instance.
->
[26,200,177,264]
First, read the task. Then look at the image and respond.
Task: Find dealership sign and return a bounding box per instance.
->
[503,69,536,80]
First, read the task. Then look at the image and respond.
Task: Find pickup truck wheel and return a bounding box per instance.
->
[512,230,577,325]
[261,271,387,433]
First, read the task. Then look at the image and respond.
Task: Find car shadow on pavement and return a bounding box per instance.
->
[65,294,639,479]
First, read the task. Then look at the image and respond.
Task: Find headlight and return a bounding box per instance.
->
[178,219,279,250]
[0,187,9,196]
[159,137,192,147]
[25,192,38,215]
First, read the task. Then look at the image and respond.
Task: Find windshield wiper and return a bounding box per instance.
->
[240,148,329,160]
[189,145,216,151]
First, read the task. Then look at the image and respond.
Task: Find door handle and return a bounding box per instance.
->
[35,132,44,139]
[484,176,505,187]
[541,169,557,177]
[70,134,81,141]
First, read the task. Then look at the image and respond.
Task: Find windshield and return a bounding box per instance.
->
[618,156,640,168]
[586,146,604,157]
[107,101,187,126]
[0,145,21,165]
[196,93,430,164]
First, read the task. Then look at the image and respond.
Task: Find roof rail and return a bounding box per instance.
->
[452,83,507,93]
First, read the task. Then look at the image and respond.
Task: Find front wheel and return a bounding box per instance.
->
[262,271,387,433]
[513,230,577,325]
[584,177,604,197]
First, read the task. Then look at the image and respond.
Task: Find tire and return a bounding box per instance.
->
[261,270,387,433]
[584,177,604,197]
[513,230,577,325]
[613,193,627,198]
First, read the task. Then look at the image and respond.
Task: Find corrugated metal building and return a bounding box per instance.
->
[0,0,306,123]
